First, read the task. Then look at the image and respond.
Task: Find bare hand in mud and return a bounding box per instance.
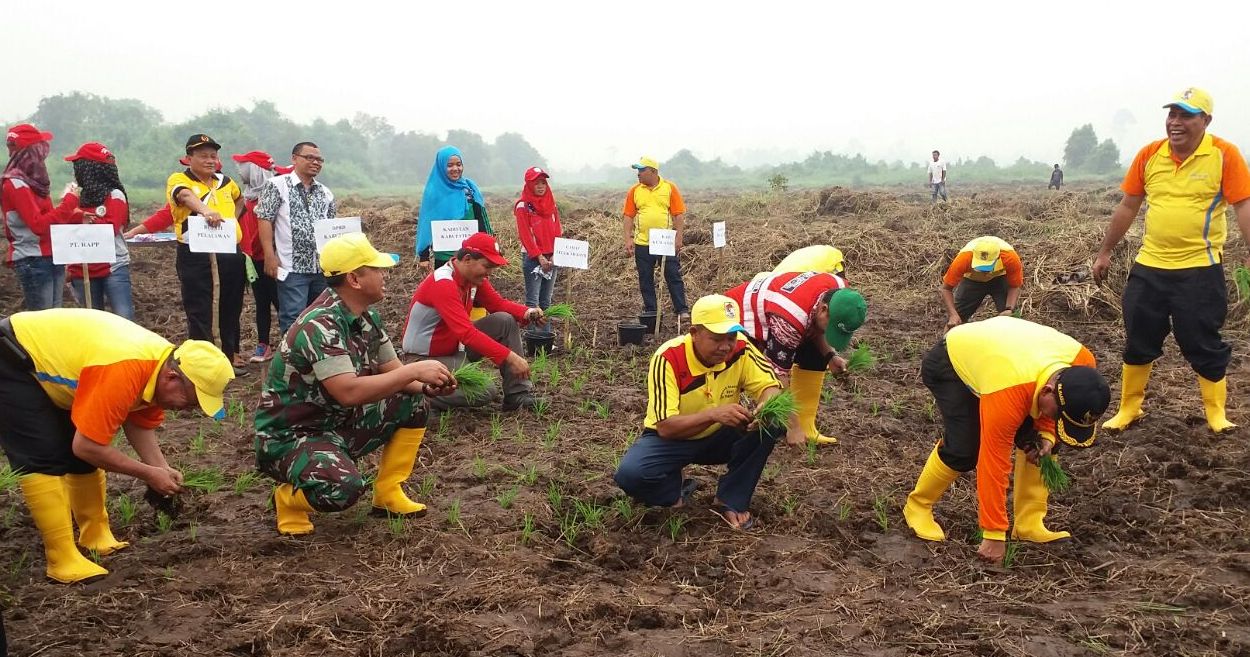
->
[1092,252,1111,285]
[144,486,182,518]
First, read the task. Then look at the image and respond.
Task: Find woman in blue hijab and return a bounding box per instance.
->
[416,146,493,273]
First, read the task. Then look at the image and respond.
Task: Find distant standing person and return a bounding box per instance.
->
[624,156,689,321]
[256,142,337,336]
[1094,87,1250,434]
[928,150,948,202]
[514,166,563,335]
[1,124,81,310]
[416,146,493,275]
[232,151,280,362]
[1049,164,1063,190]
[64,142,133,319]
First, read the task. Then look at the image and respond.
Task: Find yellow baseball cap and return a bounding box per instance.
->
[173,340,235,420]
[690,294,744,334]
[1164,87,1213,115]
[970,237,1002,272]
[631,156,660,171]
[320,233,399,276]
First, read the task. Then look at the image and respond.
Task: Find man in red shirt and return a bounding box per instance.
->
[401,232,545,411]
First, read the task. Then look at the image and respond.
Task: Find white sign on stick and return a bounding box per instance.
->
[648,229,677,257]
[432,220,478,252]
[51,224,116,265]
[314,216,362,251]
[712,221,726,248]
[552,237,590,269]
[185,216,238,254]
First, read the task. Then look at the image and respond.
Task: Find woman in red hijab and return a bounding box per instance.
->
[513,166,563,334]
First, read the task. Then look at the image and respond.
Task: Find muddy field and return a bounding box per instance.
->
[1,184,1248,656]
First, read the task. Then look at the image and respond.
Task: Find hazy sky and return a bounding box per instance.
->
[6,1,1250,172]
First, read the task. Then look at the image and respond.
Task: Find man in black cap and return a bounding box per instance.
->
[165,134,248,373]
[902,316,1110,564]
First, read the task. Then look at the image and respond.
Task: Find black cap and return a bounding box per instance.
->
[1054,366,1111,448]
[185,133,221,153]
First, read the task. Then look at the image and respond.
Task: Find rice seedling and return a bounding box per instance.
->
[0,464,20,493]
[520,513,535,545]
[518,463,539,486]
[571,373,588,393]
[228,399,249,428]
[418,474,437,498]
[489,413,503,442]
[452,361,492,403]
[1040,455,1071,492]
[446,498,464,532]
[534,397,551,418]
[664,515,686,541]
[435,410,452,441]
[188,521,198,542]
[182,467,225,493]
[496,485,520,509]
[531,349,549,375]
[805,439,818,466]
[546,481,564,510]
[547,362,561,388]
[542,420,562,449]
[872,492,891,531]
[559,510,580,547]
[782,495,800,516]
[189,429,207,456]
[233,471,265,496]
[846,343,876,372]
[0,505,18,528]
[387,512,406,536]
[1236,266,1250,301]
[754,390,798,431]
[543,303,575,321]
[471,454,488,480]
[573,499,606,529]
[1002,541,1019,568]
[836,499,851,521]
[155,511,174,533]
[612,497,637,522]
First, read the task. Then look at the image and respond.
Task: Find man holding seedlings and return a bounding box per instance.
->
[401,232,546,412]
[255,233,457,535]
[903,316,1110,563]
[939,235,1023,330]
[724,270,867,445]
[623,156,690,322]
[614,294,786,530]
[1093,87,1250,434]
[0,308,233,582]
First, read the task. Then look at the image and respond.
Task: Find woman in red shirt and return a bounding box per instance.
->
[513,166,563,334]
[64,142,134,319]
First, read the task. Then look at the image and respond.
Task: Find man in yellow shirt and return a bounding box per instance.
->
[166,133,248,374]
[623,157,690,322]
[613,294,785,529]
[1093,87,1250,434]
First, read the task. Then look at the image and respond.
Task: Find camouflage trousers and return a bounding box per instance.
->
[257,394,428,512]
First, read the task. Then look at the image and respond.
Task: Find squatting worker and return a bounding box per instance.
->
[167,134,249,373]
[940,235,1023,329]
[255,233,456,536]
[401,232,546,412]
[1093,87,1250,434]
[725,270,867,445]
[624,156,690,322]
[0,309,233,583]
[614,295,785,530]
[903,316,1110,564]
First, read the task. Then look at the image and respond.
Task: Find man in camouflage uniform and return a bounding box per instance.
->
[254,233,456,535]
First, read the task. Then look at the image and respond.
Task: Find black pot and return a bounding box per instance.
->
[524,330,555,357]
[638,311,658,332]
[618,322,647,346]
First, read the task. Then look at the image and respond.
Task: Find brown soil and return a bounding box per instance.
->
[1,185,1248,656]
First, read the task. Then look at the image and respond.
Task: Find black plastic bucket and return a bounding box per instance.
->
[618,322,647,346]
[524,330,555,357]
[638,311,658,333]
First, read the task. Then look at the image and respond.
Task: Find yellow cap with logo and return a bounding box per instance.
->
[631,156,660,171]
[173,340,234,420]
[320,233,400,276]
[1164,87,1213,115]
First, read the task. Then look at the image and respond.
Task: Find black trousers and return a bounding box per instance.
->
[921,339,1040,472]
[0,356,94,475]
[1122,263,1231,381]
[251,259,279,347]
[176,244,246,356]
[954,277,1009,322]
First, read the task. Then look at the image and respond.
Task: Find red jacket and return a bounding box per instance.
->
[1,179,80,263]
[141,204,175,233]
[400,262,530,365]
[513,199,563,258]
[238,198,262,260]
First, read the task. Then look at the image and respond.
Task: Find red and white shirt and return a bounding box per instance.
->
[67,189,130,279]
[725,270,848,370]
[0,179,80,263]
[401,262,530,365]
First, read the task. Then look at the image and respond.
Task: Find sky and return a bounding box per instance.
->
[6,1,1250,172]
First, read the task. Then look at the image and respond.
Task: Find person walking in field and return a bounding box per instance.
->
[624,156,690,322]
[927,149,948,202]
[514,166,563,335]
[1093,87,1250,434]
[903,316,1110,564]
[939,235,1023,330]
[1049,164,1063,190]
[255,233,457,536]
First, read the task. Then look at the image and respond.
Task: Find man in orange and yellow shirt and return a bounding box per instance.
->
[1093,87,1250,434]
[939,235,1023,330]
[903,317,1110,564]
[623,156,690,321]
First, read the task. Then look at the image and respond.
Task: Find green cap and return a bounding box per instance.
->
[825,289,866,351]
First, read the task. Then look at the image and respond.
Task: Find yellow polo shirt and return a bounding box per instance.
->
[624,179,686,246]
[774,245,844,274]
[166,171,243,243]
[644,334,779,439]
[1123,134,1250,269]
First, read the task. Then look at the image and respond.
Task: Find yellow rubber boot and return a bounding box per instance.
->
[1102,363,1151,430]
[1010,451,1071,543]
[903,446,960,542]
[64,470,129,556]
[372,427,428,516]
[1199,376,1237,433]
[274,484,315,536]
[789,367,837,444]
[19,474,109,584]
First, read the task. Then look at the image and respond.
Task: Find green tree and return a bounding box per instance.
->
[1087,138,1122,174]
[1063,124,1098,171]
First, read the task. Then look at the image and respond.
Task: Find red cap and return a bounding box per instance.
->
[6,124,53,149]
[524,166,550,183]
[274,164,294,175]
[461,232,508,266]
[231,151,274,169]
[65,142,114,163]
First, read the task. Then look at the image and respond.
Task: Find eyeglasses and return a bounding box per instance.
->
[295,154,325,164]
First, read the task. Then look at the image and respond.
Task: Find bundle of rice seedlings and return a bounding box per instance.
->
[1039,455,1070,493]
[1234,266,1250,301]
[754,390,798,431]
[452,361,492,403]
[544,303,576,321]
[846,343,876,372]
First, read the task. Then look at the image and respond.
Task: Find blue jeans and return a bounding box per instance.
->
[277,272,328,336]
[522,254,556,334]
[633,248,688,314]
[614,425,780,513]
[69,265,134,320]
[13,256,65,310]
[931,182,948,202]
